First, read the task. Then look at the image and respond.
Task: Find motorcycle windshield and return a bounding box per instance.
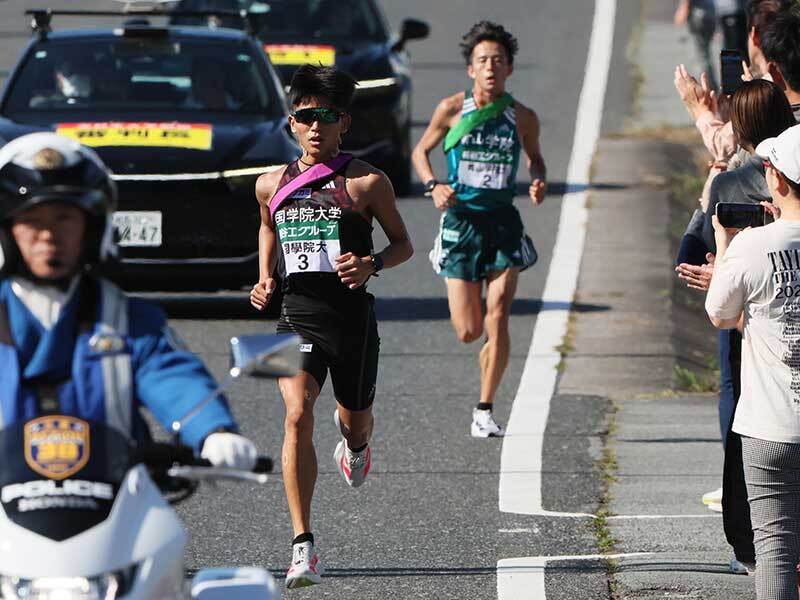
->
[0,417,132,542]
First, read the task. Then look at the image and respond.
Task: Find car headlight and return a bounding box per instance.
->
[356,77,398,90]
[0,567,135,600]
[222,165,283,194]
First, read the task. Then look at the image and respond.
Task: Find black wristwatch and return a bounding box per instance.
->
[424,179,439,195]
[370,253,384,274]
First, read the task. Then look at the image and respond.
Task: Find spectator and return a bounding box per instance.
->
[676,79,795,573]
[674,0,789,165]
[706,122,800,600]
[675,0,719,90]
[759,8,800,114]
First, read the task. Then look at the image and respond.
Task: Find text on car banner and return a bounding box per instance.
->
[56,122,213,151]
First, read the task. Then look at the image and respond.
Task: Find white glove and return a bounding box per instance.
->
[200,432,258,470]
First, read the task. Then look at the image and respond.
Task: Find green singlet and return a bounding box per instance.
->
[430,90,537,281]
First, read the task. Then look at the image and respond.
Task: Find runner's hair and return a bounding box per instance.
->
[288,65,357,111]
[460,21,518,66]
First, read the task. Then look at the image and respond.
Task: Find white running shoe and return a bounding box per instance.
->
[471,408,505,438]
[333,410,372,488]
[729,558,756,576]
[702,486,723,506]
[285,541,323,589]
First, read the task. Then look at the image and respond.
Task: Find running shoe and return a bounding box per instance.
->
[285,541,323,589]
[333,410,371,488]
[729,558,756,576]
[706,501,723,513]
[702,486,723,506]
[471,408,505,438]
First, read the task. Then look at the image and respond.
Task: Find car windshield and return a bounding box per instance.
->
[3,37,283,118]
[174,0,387,42]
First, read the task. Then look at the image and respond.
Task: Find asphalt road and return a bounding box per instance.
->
[0,2,637,597]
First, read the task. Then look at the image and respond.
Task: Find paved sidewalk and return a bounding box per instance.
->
[560,133,757,596]
[558,2,758,593]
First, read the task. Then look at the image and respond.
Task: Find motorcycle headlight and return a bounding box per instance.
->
[0,567,135,600]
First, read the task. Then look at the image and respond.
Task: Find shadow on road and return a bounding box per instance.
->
[401,180,629,198]
[376,298,609,321]
[139,294,609,322]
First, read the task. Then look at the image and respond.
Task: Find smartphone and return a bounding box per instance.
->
[716,202,767,228]
[721,49,745,95]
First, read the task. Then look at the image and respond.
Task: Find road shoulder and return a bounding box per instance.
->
[556,133,756,598]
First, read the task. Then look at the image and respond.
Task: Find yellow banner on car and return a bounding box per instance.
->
[56,122,213,151]
[264,44,336,66]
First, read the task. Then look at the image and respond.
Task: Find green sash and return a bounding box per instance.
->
[443,93,514,153]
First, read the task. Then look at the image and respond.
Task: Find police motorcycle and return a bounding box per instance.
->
[0,333,298,600]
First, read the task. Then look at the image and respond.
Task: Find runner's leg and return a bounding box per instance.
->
[279,371,321,536]
[446,277,484,343]
[479,268,519,406]
[335,404,373,449]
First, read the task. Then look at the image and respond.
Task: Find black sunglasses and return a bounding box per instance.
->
[292,107,343,125]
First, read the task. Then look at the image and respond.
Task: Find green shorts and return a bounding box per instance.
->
[429,205,538,281]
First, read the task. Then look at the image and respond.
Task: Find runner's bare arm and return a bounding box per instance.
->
[517,103,547,205]
[411,94,461,182]
[412,94,462,209]
[338,163,413,289]
[251,169,284,310]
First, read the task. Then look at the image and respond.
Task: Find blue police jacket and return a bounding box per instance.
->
[0,276,237,451]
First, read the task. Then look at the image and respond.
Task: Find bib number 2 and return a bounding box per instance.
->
[458,160,511,190]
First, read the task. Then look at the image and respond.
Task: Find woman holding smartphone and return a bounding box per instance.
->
[706,122,800,600]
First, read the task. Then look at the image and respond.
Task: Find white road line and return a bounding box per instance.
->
[496,0,617,597]
[498,0,617,518]
[497,553,652,599]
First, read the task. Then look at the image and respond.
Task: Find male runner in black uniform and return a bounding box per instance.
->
[250,65,413,589]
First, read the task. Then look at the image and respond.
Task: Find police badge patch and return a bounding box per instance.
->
[24,416,91,480]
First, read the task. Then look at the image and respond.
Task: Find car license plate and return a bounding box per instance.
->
[113,211,162,247]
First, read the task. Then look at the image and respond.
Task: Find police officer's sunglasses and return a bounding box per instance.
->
[291,107,343,125]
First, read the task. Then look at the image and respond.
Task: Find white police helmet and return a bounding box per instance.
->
[0,132,118,275]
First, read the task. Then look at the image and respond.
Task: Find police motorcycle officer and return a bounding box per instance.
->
[0,131,258,467]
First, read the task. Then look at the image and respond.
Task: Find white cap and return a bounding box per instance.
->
[755,124,800,185]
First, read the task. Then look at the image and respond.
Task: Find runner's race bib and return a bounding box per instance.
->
[457,160,512,190]
[276,205,342,274]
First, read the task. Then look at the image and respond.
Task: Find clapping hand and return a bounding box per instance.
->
[675,253,716,291]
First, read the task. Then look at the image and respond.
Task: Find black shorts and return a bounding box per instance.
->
[276,293,380,411]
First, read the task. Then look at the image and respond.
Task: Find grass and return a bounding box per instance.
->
[593,400,621,597]
[674,362,720,393]
[555,311,578,372]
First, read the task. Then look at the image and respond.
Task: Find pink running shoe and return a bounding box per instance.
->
[285,541,323,589]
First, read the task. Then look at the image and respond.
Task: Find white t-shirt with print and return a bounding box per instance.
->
[705,219,800,443]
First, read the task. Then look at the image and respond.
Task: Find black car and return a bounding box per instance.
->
[171,0,429,196]
[0,11,300,290]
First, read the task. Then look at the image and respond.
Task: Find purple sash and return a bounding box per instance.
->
[269,154,354,220]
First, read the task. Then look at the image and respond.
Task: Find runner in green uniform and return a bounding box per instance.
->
[412,21,547,437]
[250,65,413,589]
